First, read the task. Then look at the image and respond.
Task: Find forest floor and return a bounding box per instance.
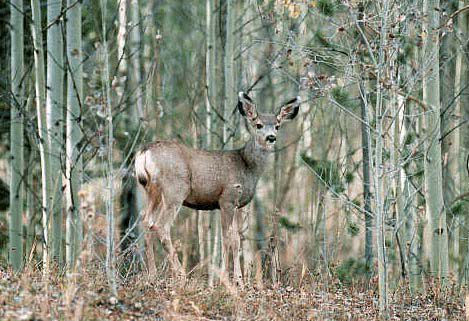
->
[0,266,466,321]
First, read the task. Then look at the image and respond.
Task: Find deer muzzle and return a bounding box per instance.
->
[266,135,276,143]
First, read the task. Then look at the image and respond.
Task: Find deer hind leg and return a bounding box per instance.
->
[143,203,159,277]
[154,203,184,279]
[140,178,165,277]
[144,230,156,276]
[142,176,188,278]
[151,178,188,278]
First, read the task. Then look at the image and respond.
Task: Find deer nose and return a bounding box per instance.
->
[266,135,276,143]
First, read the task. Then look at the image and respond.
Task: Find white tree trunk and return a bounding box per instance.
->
[25,129,36,262]
[130,0,144,121]
[143,0,155,112]
[9,0,25,272]
[359,81,373,269]
[223,0,236,149]
[101,0,118,296]
[66,0,83,271]
[206,0,216,149]
[205,0,222,286]
[47,0,64,266]
[422,0,449,281]
[117,0,128,108]
[31,0,52,276]
[373,0,390,313]
[452,0,467,281]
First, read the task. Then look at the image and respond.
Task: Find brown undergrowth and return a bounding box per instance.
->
[0,265,465,321]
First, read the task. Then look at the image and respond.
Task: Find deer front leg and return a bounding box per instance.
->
[220,206,233,278]
[231,208,243,286]
[220,201,243,286]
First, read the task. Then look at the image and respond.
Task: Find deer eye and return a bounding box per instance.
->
[275,124,280,131]
[256,123,264,129]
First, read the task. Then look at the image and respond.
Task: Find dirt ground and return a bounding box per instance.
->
[0,266,465,321]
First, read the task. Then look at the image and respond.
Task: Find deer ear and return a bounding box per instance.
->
[277,97,300,123]
[237,92,258,121]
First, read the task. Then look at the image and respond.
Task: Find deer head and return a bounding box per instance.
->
[237,92,300,150]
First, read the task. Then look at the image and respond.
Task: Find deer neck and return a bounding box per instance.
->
[239,137,270,176]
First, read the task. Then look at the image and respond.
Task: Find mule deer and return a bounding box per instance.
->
[135,92,300,283]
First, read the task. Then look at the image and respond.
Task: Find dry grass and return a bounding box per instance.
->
[0,264,465,321]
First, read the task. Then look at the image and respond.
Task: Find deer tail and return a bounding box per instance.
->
[135,150,150,188]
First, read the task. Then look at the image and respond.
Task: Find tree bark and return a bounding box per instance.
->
[31,0,52,276]
[359,81,373,271]
[47,0,64,266]
[452,0,468,282]
[206,0,216,149]
[205,0,217,285]
[357,7,373,271]
[130,0,144,120]
[66,0,83,272]
[116,0,128,108]
[223,0,236,149]
[374,0,390,313]
[101,0,118,296]
[9,0,25,272]
[422,0,449,281]
[143,0,155,111]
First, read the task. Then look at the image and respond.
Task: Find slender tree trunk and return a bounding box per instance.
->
[130,0,144,120]
[453,0,467,282]
[374,83,388,316]
[223,0,236,149]
[101,0,118,296]
[389,31,407,279]
[25,139,36,262]
[357,7,373,271]
[117,0,137,255]
[208,0,223,281]
[143,0,156,112]
[440,2,458,276]
[9,0,25,272]
[24,89,36,263]
[404,21,422,291]
[117,0,128,109]
[122,1,142,248]
[458,3,469,287]
[206,0,216,149]
[393,95,407,279]
[374,0,390,313]
[31,0,52,276]
[24,84,37,262]
[66,0,83,272]
[402,104,421,292]
[205,0,218,285]
[47,0,64,267]
[422,0,449,281]
[360,81,373,271]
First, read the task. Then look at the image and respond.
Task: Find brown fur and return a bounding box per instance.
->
[135,93,300,283]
